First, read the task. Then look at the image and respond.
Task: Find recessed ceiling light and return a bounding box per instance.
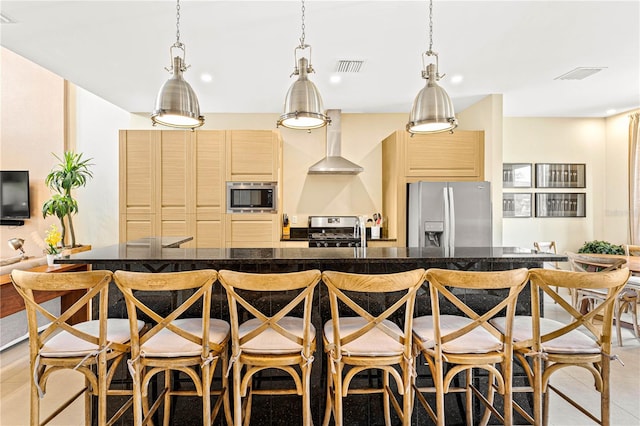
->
[200,73,213,83]
[330,75,342,84]
[450,75,463,84]
[606,109,617,115]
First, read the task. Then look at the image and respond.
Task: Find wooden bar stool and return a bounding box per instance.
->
[11,269,144,426]
[492,267,630,425]
[412,268,529,426]
[321,269,425,426]
[217,269,321,426]
[113,269,231,426]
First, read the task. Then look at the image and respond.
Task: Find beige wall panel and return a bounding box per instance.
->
[161,207,187,221]
[195,207,219,220]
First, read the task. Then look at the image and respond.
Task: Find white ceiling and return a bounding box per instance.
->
[1,1,639,118]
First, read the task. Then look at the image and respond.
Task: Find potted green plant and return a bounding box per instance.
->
[42,151,93,248]
[577,240,625,255]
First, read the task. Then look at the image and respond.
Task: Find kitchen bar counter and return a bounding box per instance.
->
[58,244,565,270]
[57,243,566,425]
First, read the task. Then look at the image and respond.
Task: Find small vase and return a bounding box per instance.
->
[46,254,57,266]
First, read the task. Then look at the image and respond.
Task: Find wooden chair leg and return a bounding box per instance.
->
[465,369,473,426]
[221,350,233,426]
[84,376,92,426]
[383,370,391,426]
[322,356,333,426]
[601,356,611,426]
[233,363,243,426]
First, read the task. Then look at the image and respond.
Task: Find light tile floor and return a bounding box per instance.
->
[1,294,639,425]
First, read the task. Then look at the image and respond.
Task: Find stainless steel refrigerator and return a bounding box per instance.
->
[407,181,492,248]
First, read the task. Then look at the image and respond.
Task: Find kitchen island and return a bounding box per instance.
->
[58,243,566,425]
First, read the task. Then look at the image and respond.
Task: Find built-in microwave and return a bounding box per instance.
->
[226,182,277,213]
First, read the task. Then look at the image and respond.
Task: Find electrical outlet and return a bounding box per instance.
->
[291,216,298,224]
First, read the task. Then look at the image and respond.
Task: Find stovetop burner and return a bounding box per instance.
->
[307,216,363,248]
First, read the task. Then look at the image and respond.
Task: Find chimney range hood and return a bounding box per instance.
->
[308,109,364,175]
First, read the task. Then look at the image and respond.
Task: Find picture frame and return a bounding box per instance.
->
[503,192,532,218]
[535,193,586,217]
[503,163,532,188]
[535,163,586,188]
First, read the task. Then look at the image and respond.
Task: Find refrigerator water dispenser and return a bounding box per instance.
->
[424,221,444,247]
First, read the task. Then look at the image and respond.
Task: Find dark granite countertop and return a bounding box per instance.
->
[58,244,566,265]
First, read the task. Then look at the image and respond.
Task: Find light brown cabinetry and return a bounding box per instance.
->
[381,130,484,246]
[225,214,279,248]
[227,130,281,182]
[120,130,280,247]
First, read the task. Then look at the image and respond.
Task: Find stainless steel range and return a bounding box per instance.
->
[308,216,363,248]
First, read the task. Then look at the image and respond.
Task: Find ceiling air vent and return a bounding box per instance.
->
[335,60,365,73]
[554,67,606,81]
[0,13,17,24]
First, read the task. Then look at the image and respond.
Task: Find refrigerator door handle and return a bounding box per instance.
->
[443,187,450,249]
[448,186,456,248]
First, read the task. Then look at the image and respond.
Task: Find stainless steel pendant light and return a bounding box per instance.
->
[151,0,204,129]
[277,0,329,130]
[407,0,457,135]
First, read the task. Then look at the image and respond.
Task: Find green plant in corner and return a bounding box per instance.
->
[577,240,625,255]
[42,151,93,248]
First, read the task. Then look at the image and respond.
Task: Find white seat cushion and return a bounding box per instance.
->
[239,316,315,355]
[491,316,600,354]
[41,319,144,357]
[413,315,502,354]
[323,317,404,357]
[141,318,230,358]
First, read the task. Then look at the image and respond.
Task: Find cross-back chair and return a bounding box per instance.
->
[412,268,529,426]
[113,269,231,426]
[217,269,321,426]
[321,269,425,426]
[492,267,630,425]
[11,269,143,426]
[566,251,638,346]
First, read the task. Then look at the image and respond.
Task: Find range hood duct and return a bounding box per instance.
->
[308,109,364,175]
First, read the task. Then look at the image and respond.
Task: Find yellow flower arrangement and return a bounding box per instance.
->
[44,224,62,255]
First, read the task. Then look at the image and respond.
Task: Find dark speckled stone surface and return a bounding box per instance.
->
[59,244,566,425]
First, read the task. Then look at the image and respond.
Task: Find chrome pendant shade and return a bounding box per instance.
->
[152,56,204,129]
[151,0,204,130]
[277,0,329,130]
[277,57,329,130]
[407,62,457,134]
[407,0,458,135]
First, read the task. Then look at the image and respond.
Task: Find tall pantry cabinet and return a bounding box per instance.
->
[119,130,281,247]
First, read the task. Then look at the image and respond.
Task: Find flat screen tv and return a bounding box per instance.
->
[0,170,31,220]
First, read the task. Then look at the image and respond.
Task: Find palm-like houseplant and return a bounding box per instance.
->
[42,152,93,248]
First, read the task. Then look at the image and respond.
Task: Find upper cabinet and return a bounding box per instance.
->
[402,131,484,179]
[381,129,485,245]
[227,130,281,182]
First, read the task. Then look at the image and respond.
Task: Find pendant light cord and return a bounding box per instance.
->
[428,0,434,54]
[175,0,181,45]
[299,0,306,48]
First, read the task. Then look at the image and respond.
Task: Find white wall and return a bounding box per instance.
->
[502,117,607,253]
[603,110,638,244]
[72,86,131,248]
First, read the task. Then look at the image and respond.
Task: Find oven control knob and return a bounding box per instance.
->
[347,242,353,247]
[315,242,322,248]
[323,242,328,247]
[336,242,341,248]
